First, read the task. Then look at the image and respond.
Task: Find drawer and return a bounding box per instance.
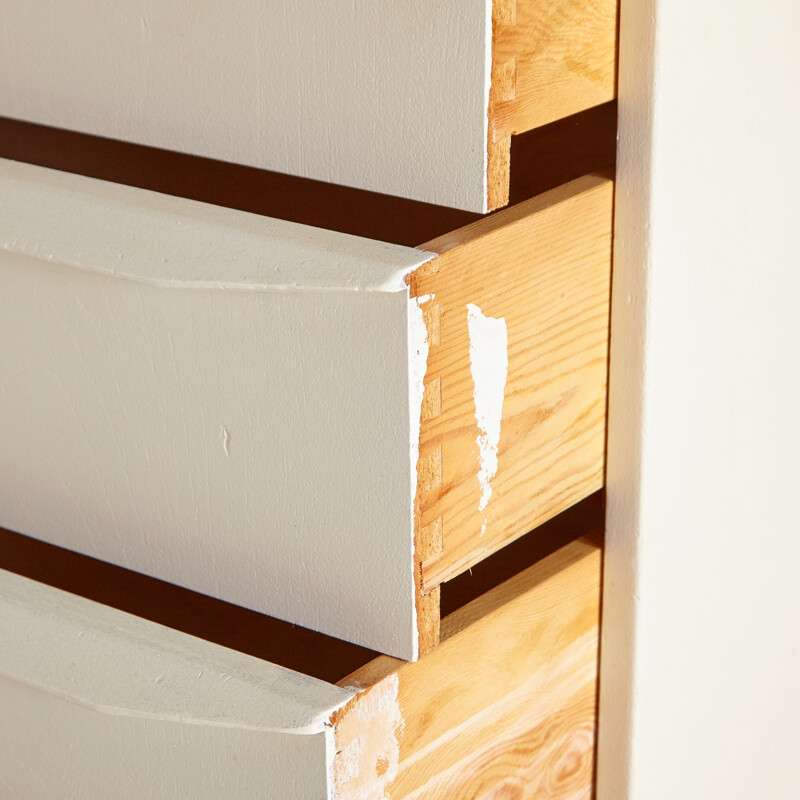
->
[0,533,601,799]
[0,158,612,659]
[0,0,617,212]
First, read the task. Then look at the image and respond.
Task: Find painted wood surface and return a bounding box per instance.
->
[0,158,433,660]
[412,175,613,591]
[0,0,492,211]
[0,0,617,212]
[0,568,354,799]
[334,537,601,799]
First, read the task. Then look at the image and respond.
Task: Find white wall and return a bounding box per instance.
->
[599,0,800,797]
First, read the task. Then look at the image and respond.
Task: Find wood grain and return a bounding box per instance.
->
[334,537,601,799]
[488,0,618,209]
[412,175,613,589]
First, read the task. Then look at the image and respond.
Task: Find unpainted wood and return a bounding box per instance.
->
[334,538,601,799]
[487,0,618,209]
[411,175,613,589]
[487,0,517,210]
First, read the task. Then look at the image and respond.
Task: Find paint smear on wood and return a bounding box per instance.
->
[407,292,434,658]
[466,304,508,529]
[333,674,403,800]
[408,294,434,488]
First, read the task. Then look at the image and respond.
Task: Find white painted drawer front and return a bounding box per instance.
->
[0,159,433,660]
[0,0,490,211]
[0,568,354,800]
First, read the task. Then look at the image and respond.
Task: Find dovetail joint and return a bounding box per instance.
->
[418,447,443,493]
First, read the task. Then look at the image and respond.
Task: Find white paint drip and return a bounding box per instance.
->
[466,303,508,520]
[407,293,433,661]
[219,425,231,457]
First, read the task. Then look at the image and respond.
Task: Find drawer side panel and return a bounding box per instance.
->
[334,538,601,799]
[488,0,618,208]
[412,175,613,588]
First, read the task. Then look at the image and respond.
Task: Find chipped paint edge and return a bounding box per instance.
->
[330,673,403,800]
[406,292,434,662]
[466,303,508,532]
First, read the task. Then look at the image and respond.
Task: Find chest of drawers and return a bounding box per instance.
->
[0,0,617,795]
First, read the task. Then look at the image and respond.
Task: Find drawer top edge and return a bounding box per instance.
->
[0,158,435,294]
[0,567,355,734]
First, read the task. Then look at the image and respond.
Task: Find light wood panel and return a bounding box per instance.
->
[334,537,602,799]
[413,175,613,590]
[488,0,618,208]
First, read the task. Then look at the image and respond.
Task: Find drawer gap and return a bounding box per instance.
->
[440,490,603,619]
[0,491,601,683]
[0,525,379,685]
[0,103,615,248]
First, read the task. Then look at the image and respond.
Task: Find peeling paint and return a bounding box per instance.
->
[407,293,434,661]
[466,303,508,520]
[333,674,403,800]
